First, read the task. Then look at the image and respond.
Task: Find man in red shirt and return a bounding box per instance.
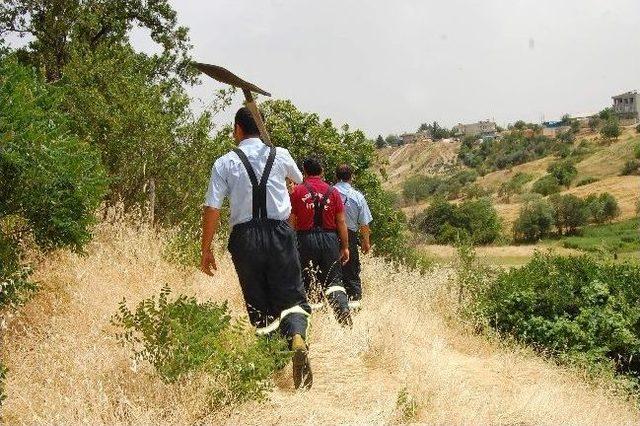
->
[289,157,352,327]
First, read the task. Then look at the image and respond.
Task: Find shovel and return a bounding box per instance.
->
[193,62,273,147]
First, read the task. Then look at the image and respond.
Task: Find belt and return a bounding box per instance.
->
[232,218,287,231]
[296,228,337,235]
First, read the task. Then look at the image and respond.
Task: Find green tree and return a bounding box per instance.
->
[599,193,621,223]
[0,0,193,83]
[600,117,621,139]
[547,159,577,188]
[532,174,560,196]
[513,198,555,242]
[385,134,401,146]
[457,198,501,245]
[550,194,588,235]
[598,108,614,120]
[0,55,106,305]
[375,134,386,148]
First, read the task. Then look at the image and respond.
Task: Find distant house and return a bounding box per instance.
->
[542,120,570,137]
[612,90,639,120]
[452,120,497,138]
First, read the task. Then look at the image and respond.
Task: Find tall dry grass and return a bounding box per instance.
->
[1,218,639,425]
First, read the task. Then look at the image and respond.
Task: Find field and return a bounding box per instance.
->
[2,220,639,424]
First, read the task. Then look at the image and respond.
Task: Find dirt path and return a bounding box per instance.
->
[1,222,638,424]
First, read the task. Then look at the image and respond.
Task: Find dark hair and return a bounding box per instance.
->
[234,107,260,135]
[336,164,353,181]
[302,157,323,176]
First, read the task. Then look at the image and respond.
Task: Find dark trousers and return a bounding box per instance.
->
[342,230,362,301]
[228,219,310,340]
[297,230,349,320]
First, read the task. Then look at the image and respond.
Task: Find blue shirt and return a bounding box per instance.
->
[204,138,303,226]
[334,181,373,231]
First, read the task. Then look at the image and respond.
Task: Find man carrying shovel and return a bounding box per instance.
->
[200,106,313,390]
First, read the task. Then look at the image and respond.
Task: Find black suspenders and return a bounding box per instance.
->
[233,146,277,220]
[303,182,334,229]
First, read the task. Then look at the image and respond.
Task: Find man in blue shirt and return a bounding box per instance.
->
[334,164,373,309]
[200,107,313,389]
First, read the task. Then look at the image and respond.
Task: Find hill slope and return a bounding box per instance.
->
[2,221,638,424]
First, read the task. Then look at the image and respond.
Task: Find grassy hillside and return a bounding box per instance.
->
[2,220,638,424]
[381,126,640,232]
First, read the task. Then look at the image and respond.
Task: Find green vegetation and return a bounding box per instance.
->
[584,193,621,224]
[532,174,561,196]
[560,218,639,255]
[402,170,478,202]
[547,159,577,188]
[513,198,555,242]
[395,387,419,422]
[600,117,621,139]
[514,193,621,242]
[112,285,289,405]
[576,176,599,187]
[497,172,533,202]
[1,56,106,308]
[468,253,640,381]
[459,126,567,172]
[621,160,640,176]
[413,198,501,245]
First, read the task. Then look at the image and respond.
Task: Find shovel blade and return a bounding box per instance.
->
[193,62,271,97]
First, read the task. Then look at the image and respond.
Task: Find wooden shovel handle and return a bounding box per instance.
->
[243,89,273,147]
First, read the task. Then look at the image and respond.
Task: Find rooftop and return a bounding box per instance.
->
[612,90,638,99]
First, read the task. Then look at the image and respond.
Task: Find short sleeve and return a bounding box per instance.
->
[281,148,303,184]
[358,194,373,225]
[204,158,229,208]
[332,189,344,214]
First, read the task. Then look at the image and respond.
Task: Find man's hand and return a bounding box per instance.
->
[200,249,217,276]
[340,247,350,265]
[361,239,371,254]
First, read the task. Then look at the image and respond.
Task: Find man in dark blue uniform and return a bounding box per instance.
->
[200,107,313,389]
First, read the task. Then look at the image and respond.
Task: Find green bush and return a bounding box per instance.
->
[600,117,621,139]
[636,124,640,134]
[550,194,588,235]
[112,285,289,405]
[575,176,599,187]
[498,172,533,202]
[414,198,501,245]
[547,159,577,188]
[1,55,106,308]
[513,198,555,242]
[621,159,640,176]
[585,193,621,224]
[634,142,640,159]
[532,174,561,196]
[470,253,640,378]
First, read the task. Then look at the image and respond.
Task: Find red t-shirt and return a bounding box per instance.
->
[290,176,344,231]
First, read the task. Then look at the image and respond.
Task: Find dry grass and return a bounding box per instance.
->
[2,220,639,424]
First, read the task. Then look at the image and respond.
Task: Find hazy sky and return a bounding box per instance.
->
[157,0,638,137]
[7,1,637,137]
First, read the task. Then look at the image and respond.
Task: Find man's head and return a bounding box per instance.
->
[302,157,323,177]
[233,107,260,143]
[336,164,353,182]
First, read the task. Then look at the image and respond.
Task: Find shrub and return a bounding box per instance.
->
[600,117,621,139]
[471,253,640,378]
[548,159,577,188]
[636,124,640,134]
[414,198,501,245]
[585,193,621,224]
[550,194,588,235]
[1,55,106,308]
[575,177,599,187]
[498,172,532,202]
[532,175,560,196]
[634,142,640,159]
[112,285,289,405]
[513,198,555,242]
[621,160,640,176]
